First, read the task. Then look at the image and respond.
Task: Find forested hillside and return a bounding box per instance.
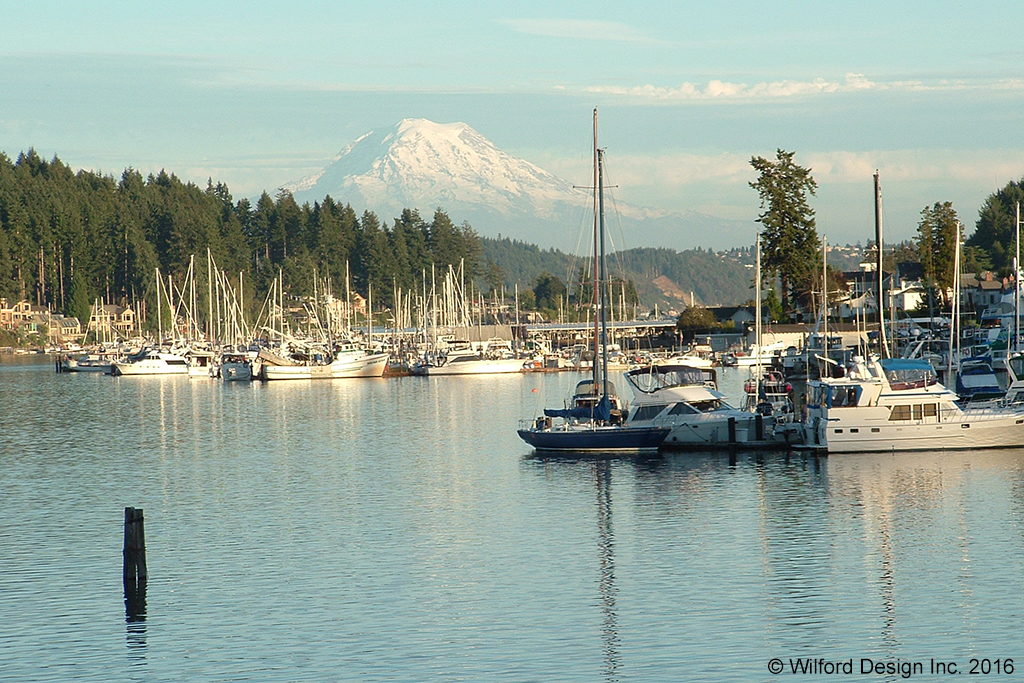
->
[480,240,755,308]
[0,151,483,324]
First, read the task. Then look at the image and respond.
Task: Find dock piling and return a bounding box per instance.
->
[123,507,147,622]
[123,507,147,582]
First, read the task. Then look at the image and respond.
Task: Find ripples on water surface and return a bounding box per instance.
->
[2,358,1023,682]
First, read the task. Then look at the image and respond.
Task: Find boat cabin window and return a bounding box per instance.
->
[632,404,669,421]
[889,405,911,421]
[830,386,861,408]
[690,399,729,412]
[668,403,700,416]
[888,403,938,421]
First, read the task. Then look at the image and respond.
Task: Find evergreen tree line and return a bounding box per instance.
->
[0,150,484,326]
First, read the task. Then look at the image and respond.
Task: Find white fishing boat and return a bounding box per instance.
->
[799,355,1024,453]
[60,348,124,373]
[720,340,788,367]
[259,343,388,380]
[112,349,190,376]
[411,347,525,376]
[187,349,218,378]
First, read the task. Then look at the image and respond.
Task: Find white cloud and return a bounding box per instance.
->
[585,74,1024,101]
[804,150,1024,184]
[586,73,881,100]
[533,148,1024,204]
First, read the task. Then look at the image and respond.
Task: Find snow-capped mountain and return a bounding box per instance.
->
[282,119,749,250]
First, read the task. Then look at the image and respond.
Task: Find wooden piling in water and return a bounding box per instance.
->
[123,507,147,582]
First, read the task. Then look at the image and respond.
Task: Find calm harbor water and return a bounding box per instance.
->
[2,357,1024,682]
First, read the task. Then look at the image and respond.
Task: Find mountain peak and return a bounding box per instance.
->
[282,119,750,250]
[283,118,580,229]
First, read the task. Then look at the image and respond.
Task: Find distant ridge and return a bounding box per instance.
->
[282,119,753,251]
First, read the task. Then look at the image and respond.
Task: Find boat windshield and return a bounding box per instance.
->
[880,358,936,390]
[626,364,714,393]
[689,399,733,412]
[1009,354,1024,382]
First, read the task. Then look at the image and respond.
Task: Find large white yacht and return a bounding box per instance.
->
[112,349,189,376]
[800,355,1024,453]
[411,346,525,376]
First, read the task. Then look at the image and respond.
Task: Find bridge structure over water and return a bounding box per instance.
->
[521,318,681,352]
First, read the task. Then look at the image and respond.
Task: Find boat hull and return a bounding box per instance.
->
[63,359,113,373]
[412,358,525,376]
[660,413,795,449]
[220,362,253,382]
[803,408,1024,453]
[261,353,389,380]
[112,355,189,376]
[517,424,670,452]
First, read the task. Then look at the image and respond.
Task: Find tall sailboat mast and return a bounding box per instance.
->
[1016,201,1021,352]
[598,146,609,404]
[591,108,601,396]
[874,171,889,358]
[755,235,762,393]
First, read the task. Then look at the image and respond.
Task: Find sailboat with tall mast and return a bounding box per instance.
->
[517,111,670,452]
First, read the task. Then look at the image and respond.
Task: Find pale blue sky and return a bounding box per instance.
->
[3,1,1023,249]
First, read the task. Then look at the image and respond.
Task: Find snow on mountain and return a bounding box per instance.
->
[282,119,750,250]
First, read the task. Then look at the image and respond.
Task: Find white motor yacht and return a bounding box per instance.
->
[259,343,388,380]
[800,355,1024,453]
[623,364,794,448]
[411,347,525,376]
[112,349,189,376]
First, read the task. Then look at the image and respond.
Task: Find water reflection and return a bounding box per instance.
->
[594,459,621,683]
[124,577,147,665]
[526,453,659,683]
[525,447,1024,674]
[8,359,1024,682]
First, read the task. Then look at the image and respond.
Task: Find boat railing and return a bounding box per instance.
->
[956,402,1024,419]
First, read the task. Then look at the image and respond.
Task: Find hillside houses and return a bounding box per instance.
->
[700,261,1013,331]
[0,298,82,344]
[0,299,141,346]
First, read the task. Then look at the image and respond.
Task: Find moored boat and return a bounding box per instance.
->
[112,349,190,376]
[622,363,795,448]
[220,350,256,381]
[517,110,670,454]
[259,343,388,380]
[411,347,525,376]
[799,355,1024,453]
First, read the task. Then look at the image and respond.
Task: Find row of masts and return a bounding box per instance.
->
[139,252,526,357]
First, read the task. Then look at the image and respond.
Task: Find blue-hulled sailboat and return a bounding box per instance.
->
[517,111,670,453]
